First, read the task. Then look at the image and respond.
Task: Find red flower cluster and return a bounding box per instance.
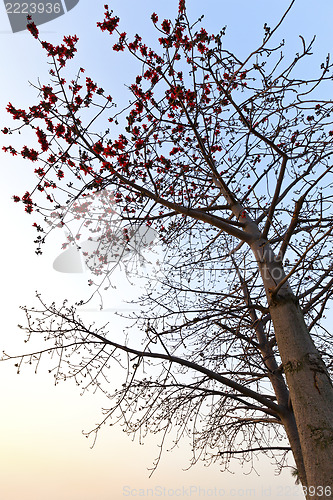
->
[86,77,97,99]
[178,0,185,13]
[161,20,171,34]
[55,123,65,137]
[2,145,17,156]
[4,1,253,234]
[128,34,142,52]
[34,167,45,177]
[22,191,33,213]
[93,141,104,155]
[21,146,39,161]
[41,35,79,68]
[27,21,39,39]
[36,127,49,152]
[6,102,29,122]
[170,147,181,155]
[41,85,58,104]
[114,135,128,150]
[97,6,119,35]
[113,32,126,52]
[143,68,159,86]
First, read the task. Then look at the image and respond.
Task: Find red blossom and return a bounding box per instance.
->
[32,222,44,232]
[97,9,120,35]
[128,34,142,52]
[6,102,29,122]
[197,42,207,54]
[36,127,49,152]
[79,164,93,176]
[41,35,78,67]
[55,124,66,137]
[21,146,39,161]
[93,141,104,154]
[113,32,126,51]
[161,20,171,34]
[34,167,45,177]
[27,21,39,39]
[86,77,98,98]
[22,191,33,213]
[135,138,144,151]
[178,0,185,13]
[47,154,56,163]
[140,44,148,57]
[42,85,58,104]
[2,145,17,156]
[114,135,128,150]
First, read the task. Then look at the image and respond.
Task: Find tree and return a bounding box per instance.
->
[2,1,333,497]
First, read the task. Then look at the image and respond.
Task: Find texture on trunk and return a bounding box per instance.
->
[251,238,333,498]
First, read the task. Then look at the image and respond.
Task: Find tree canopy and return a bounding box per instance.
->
[2,1,333,496]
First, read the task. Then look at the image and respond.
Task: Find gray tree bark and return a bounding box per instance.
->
[251,238,333,499]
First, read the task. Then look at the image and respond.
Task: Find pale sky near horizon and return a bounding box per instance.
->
[1,1,333,498]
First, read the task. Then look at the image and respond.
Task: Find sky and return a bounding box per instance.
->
[1,0,333,499]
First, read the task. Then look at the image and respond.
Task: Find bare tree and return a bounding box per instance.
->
[2,1,333,497]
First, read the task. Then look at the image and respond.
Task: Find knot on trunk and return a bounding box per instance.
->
[308,424,333,450]
[307,353,331,378]
[268,290,299,307]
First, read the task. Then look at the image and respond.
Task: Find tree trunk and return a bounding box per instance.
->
[270,300,333,498]
[280,408,308,488]
[251,239,333,499]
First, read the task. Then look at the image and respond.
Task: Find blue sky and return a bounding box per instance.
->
[1,0,333,498]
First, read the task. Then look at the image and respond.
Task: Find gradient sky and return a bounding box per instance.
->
[1,1,333,498]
